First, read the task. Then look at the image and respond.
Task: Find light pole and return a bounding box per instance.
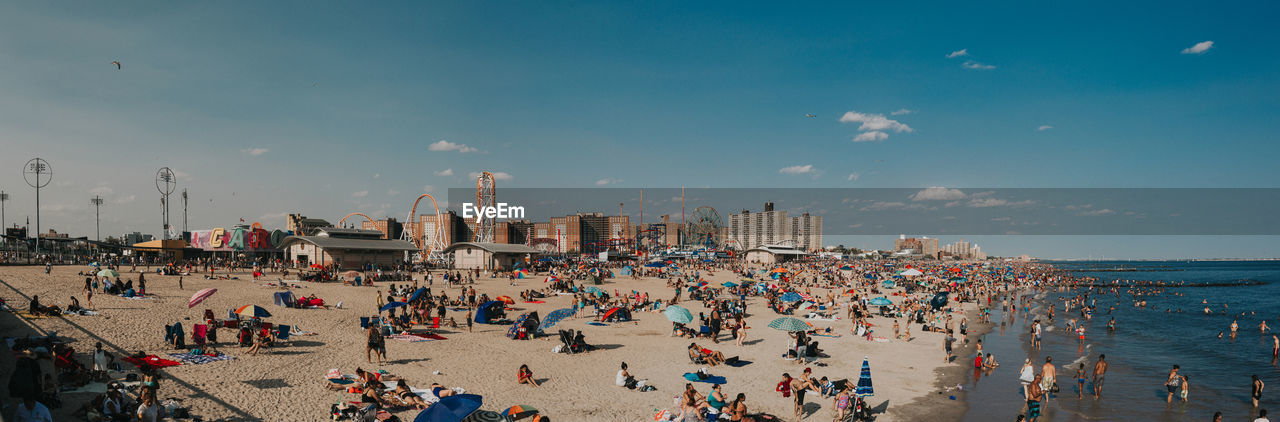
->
[23,158,52,254]
[0,190,8,245]
[156,167,176,240]
[90,196,105,241]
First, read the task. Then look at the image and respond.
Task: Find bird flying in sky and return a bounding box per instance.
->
[805,113,816,118]
[111,61,121,70]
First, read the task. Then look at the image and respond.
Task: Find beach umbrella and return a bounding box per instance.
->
[187,288,217,308]
[502,405,539,420]
[663,305,694,325]
[544,276,559,283]
[584,286,603,296]
[507,314,529,338]
[343,271,360,279]
[97,269,119,278]
[538,308,575,332]
[409,287,428,303]
[901,268,923,277]
[380,301,407,313]
[234,305,271,318]
[721,282,738,288]
[413,394,483,422]
[90,262,100,267]
[780,292,802,302]
[868,297,893,306]
[929,292,949,310]
[461,410,509,422]
[767,317,810,332]
[309,264,324,269]
[495,296,515,305]
[644,262,666,268]
[770,267,788,273]
[948,277,967,283]
[856,357,875,397]
[881,280,896,288]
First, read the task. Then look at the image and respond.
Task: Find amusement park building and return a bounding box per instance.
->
[442,242,542,270]
[286,214,332,236]
[278,227,418,269]
[728,202,823,252]
[743,245,809,264]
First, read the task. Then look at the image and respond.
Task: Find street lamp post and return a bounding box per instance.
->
[23,158,52,254]
[156,168,176,240]
[0,190,9,245]
[90,196,105,241]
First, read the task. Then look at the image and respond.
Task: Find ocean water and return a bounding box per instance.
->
[961,261,1280,421]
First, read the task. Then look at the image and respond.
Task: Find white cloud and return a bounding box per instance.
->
[352,190,369,198]
[946,49,969,58]
[967,198,1035,208]
[890,108,914,115]
[433,168,454,177]
[1079,208,1115,216]
[779,165,816,175]
[240,147,269,156]
[911,187,967,201]
[852,131,889,142]
[90,186,114,196]
[839,111,913,133]
[428,140,478,153]
[373,173,380,179]
[846,172,860,181]
[860,201,907,211]
[1037,125,1054,131]
[1181,41,1214,55]
[423,185,434,193]
[962,61,996,70]
[991,216,1012,222]
[595,178,622,186]
[386,189,400,196]
[113,195,136,204]
[468,171,513,181]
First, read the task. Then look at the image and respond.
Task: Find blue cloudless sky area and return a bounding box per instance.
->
[1,1,1277,258]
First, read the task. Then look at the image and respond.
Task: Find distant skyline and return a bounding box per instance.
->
[1,1,1277,259]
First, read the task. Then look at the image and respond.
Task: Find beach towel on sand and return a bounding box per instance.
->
[167,353,235,365]
[683,373,727,384]
[123,355,182,369]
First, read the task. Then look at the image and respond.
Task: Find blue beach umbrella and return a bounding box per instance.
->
[413,394,483,422]
[409,287,428,303]
[780,292,802,302]
[881,280,895,288]
[645,262,667,268]
[663,305,694,325]
[767,317,810,332]
[856,357,875,397]
[721,282,738,288]
[380,301,407,313]
[507,313,529,338]
[538,308,575,332]
[868,297,893,306]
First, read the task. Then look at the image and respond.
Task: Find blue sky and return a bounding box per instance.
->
[1,1,1277,258]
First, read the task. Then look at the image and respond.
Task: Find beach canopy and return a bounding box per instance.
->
[721,282,738,288]
[584,286,604,296]
[856,357,875,397]
[664,305,693,325]
[187,288,216,308]
[900,268,923,277]
[780,292,802,302]
[600,307,631,322]
[97,269,119,278]
[475,301,504,324]
[409,287,428,303]
[770,267,788,273]
[234,305,271,318]
[413,393,483,422]
[868,297,893,306]
[644,262,666,268]
[272,291,296,307]
[538,308,575,332]
[767,317,810,332]
[881,280,896,288]
[380,301,407,313]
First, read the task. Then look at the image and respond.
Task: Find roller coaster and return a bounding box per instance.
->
[337,212,374,228]
[401,193,447,264]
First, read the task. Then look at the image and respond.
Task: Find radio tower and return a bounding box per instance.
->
[474,172,496,243]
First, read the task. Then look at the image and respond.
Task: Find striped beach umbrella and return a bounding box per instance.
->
[856,357,875,397]
[187,288,217,308]
[767,317,810,332]
[234,304,272,318]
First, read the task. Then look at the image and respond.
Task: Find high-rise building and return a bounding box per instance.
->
[727,202,823,251]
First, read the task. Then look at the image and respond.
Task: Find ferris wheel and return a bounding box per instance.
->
[683,206,723,249]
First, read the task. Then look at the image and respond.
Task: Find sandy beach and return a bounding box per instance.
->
[1,264,976,421]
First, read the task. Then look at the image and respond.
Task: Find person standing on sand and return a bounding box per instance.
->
[1093,354,1107,399]
[790,369,817,420]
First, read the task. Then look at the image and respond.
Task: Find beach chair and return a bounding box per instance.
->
[192,324,208,349]
[698,326,712,338]
[227,309,238,320]
[274,324,292,346]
